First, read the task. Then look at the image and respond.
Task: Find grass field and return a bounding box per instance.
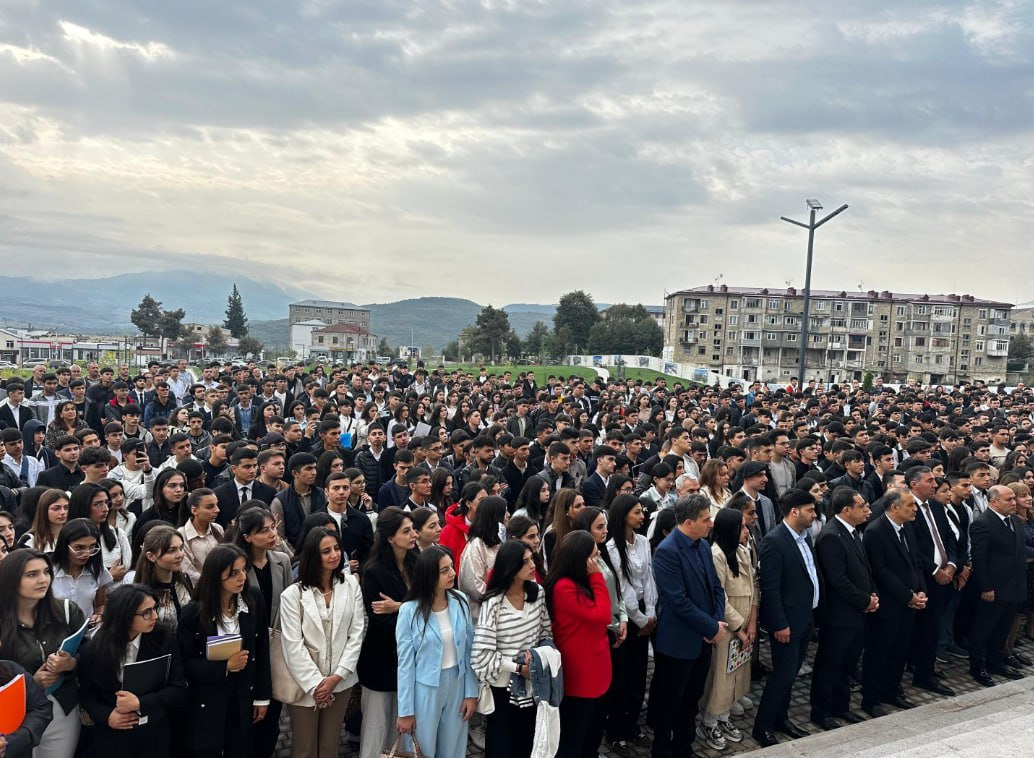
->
[443,363,687,384]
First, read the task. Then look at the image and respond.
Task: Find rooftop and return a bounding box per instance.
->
[668,285,1012,308]
[312,323,373,335]
[291,299,367,310]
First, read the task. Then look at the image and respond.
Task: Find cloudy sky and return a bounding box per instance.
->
[0,1,1031,306]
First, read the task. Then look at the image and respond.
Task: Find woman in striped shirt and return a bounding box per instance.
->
[472,540,552,758]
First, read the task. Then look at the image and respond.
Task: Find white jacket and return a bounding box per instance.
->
[279,577,367,706]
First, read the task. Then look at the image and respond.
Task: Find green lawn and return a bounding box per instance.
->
[442,363,688,385]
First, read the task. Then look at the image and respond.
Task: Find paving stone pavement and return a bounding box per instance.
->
[273,634,1034,757]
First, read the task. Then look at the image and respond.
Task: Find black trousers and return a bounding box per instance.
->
[557,695,605,758]
[485,686,537,758]
[607,622,649,740]
[862,609,914,704]
[909,580,950,682]
[649,647,712,758]
[810,621,864,718]
[756,625,811,732]
[251,699,282,758]
[970,597,1016,672]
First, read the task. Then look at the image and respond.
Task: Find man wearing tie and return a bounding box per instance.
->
[753,488,820,747]
[968,484,1027,686]
[861,488,927,717]
[810,487,877,730]
[739,461,777,537]
[213,447,276,528]
[905,466,959,697]
[650,494,727,758]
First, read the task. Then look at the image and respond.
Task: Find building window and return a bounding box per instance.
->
[699,315,708,324]
[978,309,988,319]
[834,302,845,312]
[916,305,927,315]
[768,299,780,309]
[699,300,709,309]
[743,331,758,341]
[994,339,1008,352]
[745,298,762,309]
[814,301,828,311]
[896,306,906,316]
[880,314,888,322]
[974,356,983,366]
[729,300,739,309]
[766,333,777,341]
[728,315,738,325]
[715,308,723,316]
[975,340,985,351]
[915,337,926,347]
[786,334,797,342]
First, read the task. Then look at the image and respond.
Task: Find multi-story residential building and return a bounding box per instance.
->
[310,323,377,363]
[288,300,370,329]
[1009,302,1034,336]
[664,285,1011,385]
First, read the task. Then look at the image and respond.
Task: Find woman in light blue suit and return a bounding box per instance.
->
[396,545,479,757]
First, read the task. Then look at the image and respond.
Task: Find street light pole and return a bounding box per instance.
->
[781,200,849,387]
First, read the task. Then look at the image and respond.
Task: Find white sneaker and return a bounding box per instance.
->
[696,723,727,751]
[738,695,754,710]
[729,701,744,717]
[717,720,743,743]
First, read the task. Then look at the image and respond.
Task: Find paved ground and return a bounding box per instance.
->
[274,634,1034,757]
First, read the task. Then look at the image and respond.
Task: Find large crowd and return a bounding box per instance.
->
[0,358,1032,758]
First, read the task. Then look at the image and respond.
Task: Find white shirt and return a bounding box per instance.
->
[435,608,457,669]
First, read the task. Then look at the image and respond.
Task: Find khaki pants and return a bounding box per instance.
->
[287,687,351,758]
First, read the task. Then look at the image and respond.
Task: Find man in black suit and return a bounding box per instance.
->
[580,447,614,508]
[905,466,959,696]
[0,382,35,431]
[862,488,927,717]
[941,471,973,658]
[968,484,1027,686]
[753,488,820,747]
[213,447,276,528]
[810,487,877,730]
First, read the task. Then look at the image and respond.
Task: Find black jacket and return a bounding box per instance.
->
[581,471,608,508]
[970,508,1026,603]
[814,518,874,628]
[0,660,52,757]
[213,480,277,529]
[758,522,820,638]
[863,515,925,616]
[357,560,407,692]
[910,499,960,577]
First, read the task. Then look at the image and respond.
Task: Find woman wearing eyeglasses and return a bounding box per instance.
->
[78,584,188,758]
[69,482,132,585]
[50,518,113,623]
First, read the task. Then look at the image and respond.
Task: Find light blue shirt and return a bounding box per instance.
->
[787,523,820,609]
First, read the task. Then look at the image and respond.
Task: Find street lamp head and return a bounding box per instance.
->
[806,198,823,210]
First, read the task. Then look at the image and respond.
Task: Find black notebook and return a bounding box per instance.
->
[123,654,171,696]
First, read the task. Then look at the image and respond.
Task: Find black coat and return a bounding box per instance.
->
[863,515,925,615]
[814,518,874,628]
[176,588,272,751]
[758,522,820,638]
[357,560,407,692]
[970,509,1026,603]
[0,660,52,757]
[213,480,277,529]
[910,499,960,576]
[943,498,971,565]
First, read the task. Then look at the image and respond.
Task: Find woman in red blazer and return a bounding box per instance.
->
[545,530,612,758]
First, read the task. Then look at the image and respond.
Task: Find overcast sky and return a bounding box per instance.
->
[1,1,1031,306]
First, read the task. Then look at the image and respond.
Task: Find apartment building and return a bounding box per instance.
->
[664,285,1011,385]
[288,300,370,330]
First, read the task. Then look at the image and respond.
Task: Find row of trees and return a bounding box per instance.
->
[130,284,263,358]
[445,290,664,362]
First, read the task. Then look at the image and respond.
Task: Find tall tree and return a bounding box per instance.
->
[585,303,664,356]
[206,326,228,356]
[469,305,512,362]
[377,337,393,357]
[238,335,263,358]
[223,284,249,338]
[522,321,552,358]
[553,290,600,354]
[131,294,164,339]
[159,308,186,342]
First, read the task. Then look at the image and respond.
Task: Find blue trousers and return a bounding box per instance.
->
[413,665,469,758]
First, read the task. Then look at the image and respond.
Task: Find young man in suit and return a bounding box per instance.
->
[580,447,615,508]
[650,495,727,758]
[0,382,34,431]
[753,488,820,747]
[810,487,878,730]
[861,488,927,717]
[213,447,276,528]
[968,484,1027,686]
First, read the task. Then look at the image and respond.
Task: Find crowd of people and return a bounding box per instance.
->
[0,357,1033,758]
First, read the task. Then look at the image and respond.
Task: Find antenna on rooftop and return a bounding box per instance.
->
[714,273,724,286]
[857,281,864,291]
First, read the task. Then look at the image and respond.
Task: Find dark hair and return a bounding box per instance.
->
[601,474,632,511]
[606,494,642,581]
[151,468,188,527]
[544,531,596,617]
[410,506,437,533]
[0,550,63,659]
[315,451,344,489]
[87,584,165,693]
[468,496,508,547]
[364,506,417,579]
[192,544,249,637]
[69,482,117,551]
[231,506,274,565]
[297,527,344,588]
[711,507,743,578]
[403,545,467,627]
[649,509,677,552]
[53,518,104,581]
[455,482,486,520]
[428,468,454,512]
[483,539,540,603]
[513,475,549,523]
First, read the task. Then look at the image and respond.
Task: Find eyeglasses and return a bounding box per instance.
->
[70,545,101,557]
[134,606,158,619]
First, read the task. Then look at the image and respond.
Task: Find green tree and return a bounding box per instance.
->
[469,305,512,362]
[238,335,263,358]
[206,326,228,356]
[223,284,249,338]
[553,290,600,353]
[522,321,552,358]
[442,340,460,361]
[159,308,186,342]
[1008,334,1033,371]
[585,303,663,356]
[553,324,574,357]
[377,337,392,357]
[131,294,164,339]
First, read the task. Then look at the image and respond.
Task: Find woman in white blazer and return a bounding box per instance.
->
[280,527,367,758]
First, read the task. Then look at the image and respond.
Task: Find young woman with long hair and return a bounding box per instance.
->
[512,475,551,523]
[396,545,478,757]
[505,515,545,583]
[545,530,612,758]
[17,488,68,553]
[0,549,86,758]
[428,467,456,515]
[132,468,189,543]
[49,518,112,622]
[177,544,271,758]
[280,527,367,758]
[356,508,418,758]
[471,540,553,758]
[457,495,509,618]
[99,478,136,573]
[69,482,131,584]
[127,525,194,630]
[44,400,86,449]
[541,488,585,570]
[315,451,345,490]
[439,482,487,570]
[601,474,634,513]
[78,585,188,757]
[0,509,14,553]
[176,488,224,583]
[699,459,733,517]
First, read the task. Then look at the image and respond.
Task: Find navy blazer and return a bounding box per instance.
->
[653,529,724,660]
[759,522,820,638]
[970,509,1026,603]
[581,472,607,508]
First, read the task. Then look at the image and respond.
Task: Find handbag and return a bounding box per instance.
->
[269,584,320,705]
[380,733,424,758]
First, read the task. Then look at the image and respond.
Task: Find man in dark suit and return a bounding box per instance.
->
[0,382,35,431]
[649,494,726,758]
[213,447,276,528]
[753,488,820,747]
[580,447,614,508]
[968,484,1027,686]
[941,471,973,658]
[905,466,959,696]
[810,487,877,730]
[862,488,927,717]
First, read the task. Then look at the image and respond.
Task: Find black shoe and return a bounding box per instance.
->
[751,729,779,747]
[774,720,810,739]
[971,669,996,687]
[861,703,886,718]
[990,665,1024,680]
[809,715,839,731]
[914,679,956,697]
[885,695,917,709]
[933,669,947,680]
[849,676,862,691]
[835,711,866,724]
[1007,653,1033,668]
[751,661,771,681]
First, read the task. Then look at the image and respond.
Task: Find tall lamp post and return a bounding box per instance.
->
[781,199,849,387]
